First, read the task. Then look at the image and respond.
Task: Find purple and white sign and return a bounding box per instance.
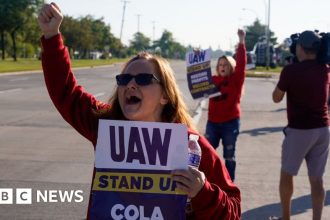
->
[90,120,188,219]
[186,49,220,99]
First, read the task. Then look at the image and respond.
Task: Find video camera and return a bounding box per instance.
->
[289,30,330,64]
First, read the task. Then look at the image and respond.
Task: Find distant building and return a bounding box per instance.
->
[89,51,103,59]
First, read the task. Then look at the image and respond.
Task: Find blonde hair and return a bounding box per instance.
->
[98,52,196,130]
[216,55,237,75]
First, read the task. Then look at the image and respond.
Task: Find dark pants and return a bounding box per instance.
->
[205,119,240,181]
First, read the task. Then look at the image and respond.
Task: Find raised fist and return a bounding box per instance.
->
[37,2,63,39]
[237,29,246,38]
[237,29,246,44]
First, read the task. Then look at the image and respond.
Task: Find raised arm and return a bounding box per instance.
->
[38,3,109,145]
[233,29,247,84]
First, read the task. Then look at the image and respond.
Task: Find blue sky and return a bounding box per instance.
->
[47,0,330,51]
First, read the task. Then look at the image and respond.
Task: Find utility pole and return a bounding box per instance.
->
[265,0,271,70]
[119,0,129,42]
[152,21,155,42]
[136,14,141,33]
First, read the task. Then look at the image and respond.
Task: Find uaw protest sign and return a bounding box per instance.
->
[186,49,220,99]
[90,120,188,220]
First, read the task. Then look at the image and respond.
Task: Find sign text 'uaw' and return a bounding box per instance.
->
[91,120,189,220]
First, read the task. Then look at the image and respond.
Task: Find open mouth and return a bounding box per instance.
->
[126,95,141,104]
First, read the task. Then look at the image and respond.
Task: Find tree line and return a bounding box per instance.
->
[0,0,44,61]
[0,0,278,61]
[0,0,188,61]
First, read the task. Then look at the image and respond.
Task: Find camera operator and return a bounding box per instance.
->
[271,31,330,220]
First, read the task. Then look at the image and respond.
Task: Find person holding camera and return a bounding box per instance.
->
[272,31,330,220]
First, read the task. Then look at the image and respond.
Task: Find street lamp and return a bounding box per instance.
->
[242,8,258,22]
[136,14,141,33]
[152,21,156,42]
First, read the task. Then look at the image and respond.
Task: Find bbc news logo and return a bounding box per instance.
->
[0,188,83,204]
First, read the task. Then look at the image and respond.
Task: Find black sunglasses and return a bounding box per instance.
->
[115,73,160,86]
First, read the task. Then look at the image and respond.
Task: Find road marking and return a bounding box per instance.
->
[102,75,114,78]
[0,70,43,76]
[0,88,23,94]
[192,99,207,125]
[9,77,29,82]
[94,92,105,98]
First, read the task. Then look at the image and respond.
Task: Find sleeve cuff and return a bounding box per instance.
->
[191,180,223,211]
[41,34,65,54]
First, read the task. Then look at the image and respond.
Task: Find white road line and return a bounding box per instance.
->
[94,92,105,98]
[193,99,207,125]
[0,88,23,94]
[9,77,29,82]
[0,70,43,76]
[102,75,113,78]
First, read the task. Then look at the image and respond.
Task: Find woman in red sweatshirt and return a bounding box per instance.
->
[38,2,241,219]
[205,30,247,182]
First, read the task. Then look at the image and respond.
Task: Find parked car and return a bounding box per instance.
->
[253,37,277,68]
[246,51,256,70]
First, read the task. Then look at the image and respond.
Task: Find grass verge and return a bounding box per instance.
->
[0,58,128,73]
[246,66,282,78]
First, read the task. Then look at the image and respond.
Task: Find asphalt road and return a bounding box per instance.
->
[0,62,329,220]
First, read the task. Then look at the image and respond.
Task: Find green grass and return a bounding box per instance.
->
[253,66,282,73]
[0,58,128,73]
[246,72,273,78]
[0,59,42,73]
[246,66,283,78]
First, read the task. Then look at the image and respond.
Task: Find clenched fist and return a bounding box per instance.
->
[237,29,246,44]
[37,2,63,39]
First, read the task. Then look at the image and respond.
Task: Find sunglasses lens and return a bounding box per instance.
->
[135,74,154,86]
[115,73,157,86]
[116,74,132,86]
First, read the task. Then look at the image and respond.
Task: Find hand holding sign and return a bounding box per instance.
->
[171,166,206,198]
